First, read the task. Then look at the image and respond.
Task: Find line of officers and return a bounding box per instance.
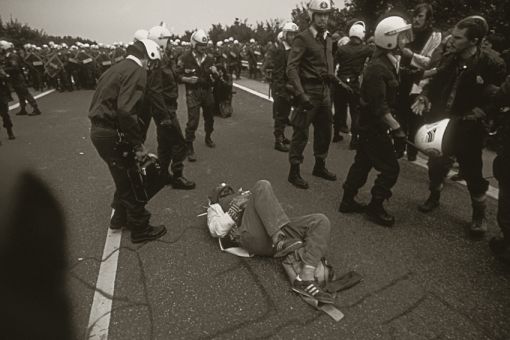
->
[266,0,510,264]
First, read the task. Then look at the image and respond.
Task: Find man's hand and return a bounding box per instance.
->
[298,93,313,110]
[402,48,413,58]
[411,95,431,116]
[390,127,406,159]
[463,107,486,121]
[210,65,219,75]
[134,144,148,162]
[231,194,250,209]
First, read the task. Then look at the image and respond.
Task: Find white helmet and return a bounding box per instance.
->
[83,43,90,48]
[139,38,161,60]
[307,0,333,20]
[249,38,255,43]
[42,44,48,48]
[414,118,454,157]
[282,22,299,33]
[337,36,350,47]
[234,39,239,44]
[349,22,366,40]
[134,29,149,42]
[229,37,234,42]
[216,41,223,47]
[223,38,229,43]
[148,25,172,49]
[190,29,209,48]
[0,40,13,50]
[374,16,412,50]
[207,40,213,45]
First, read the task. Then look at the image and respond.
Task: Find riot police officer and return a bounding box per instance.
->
[339,16,413,227]
[176,29,219,162]
[89,39,167,243]
[286,0,337,189]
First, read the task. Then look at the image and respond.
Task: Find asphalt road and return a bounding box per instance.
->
[1,85,509,340]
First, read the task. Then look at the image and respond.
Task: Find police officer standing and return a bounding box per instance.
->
[286,0,337,189]
[269,22,299,152]
[339,16,413,227]
[412,16,506,237]
[0,44,15,142]
[89,39,167,243]
[146,25,195,190]
[177,29,219,162]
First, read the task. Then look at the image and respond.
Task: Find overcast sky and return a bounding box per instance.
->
[2,0,346,44]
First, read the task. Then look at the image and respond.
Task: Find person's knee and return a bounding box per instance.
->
[313,213,331,233]
[253,179,271,192]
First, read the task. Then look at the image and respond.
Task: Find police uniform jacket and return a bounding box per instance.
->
[269,41,292,98]
[88,56,147,146]
[286,26,334,97]
[359,50,399,132]
[144,61,179,125]
[0,68,13,104]
[176,50,216,91]
[422,48,506,122]
[335,41,374,84]
[4,54,27,88]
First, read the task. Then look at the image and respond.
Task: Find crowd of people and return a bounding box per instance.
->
[1,0,510,309]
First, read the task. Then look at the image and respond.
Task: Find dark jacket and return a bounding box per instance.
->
[335,41,374,82]
[286,27,334,96]
[176,50,216,91]
[423,48,506,122]
[88,57,147,146]
[359,50,399,131]
[144,61,179,126]
[269,42,291,98]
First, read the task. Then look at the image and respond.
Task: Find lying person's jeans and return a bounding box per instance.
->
[239,180,330,267]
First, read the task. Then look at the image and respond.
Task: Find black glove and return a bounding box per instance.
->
[390,127,406,159]
[298,93,313,110]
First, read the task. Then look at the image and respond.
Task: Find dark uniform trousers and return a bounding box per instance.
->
[289,84,332,165]
[0,101,13,129]
[157,116,187,176]
[332,80,361,135]
[90,125,150,230]
[185,87,215,143]
[272,95,292,138]
[494,151,510,243]
[427,120,488,196]
[343,128,400,199]
[13,86,38,111]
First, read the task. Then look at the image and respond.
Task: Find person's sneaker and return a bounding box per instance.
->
[130,224,167,243]
[292,279,335,304]
[172,176,196,190]
[273,238,303,258]
[110,209,126,230]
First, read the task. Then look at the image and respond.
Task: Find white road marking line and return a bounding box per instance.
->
[87,210,122,340]
[8,89,55,111]
[234,82,500,201]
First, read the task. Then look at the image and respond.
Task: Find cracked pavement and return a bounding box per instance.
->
[2,84,509,339]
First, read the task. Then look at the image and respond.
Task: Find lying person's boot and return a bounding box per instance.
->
[292,278,335,304]
[366,197,395,227]
[110,208,127,230]
[171,171,196,190]
[339,191,366,213]
[312,158,337,181]
[418,190,440,213]
[273,237,303,258]
[288,164,309,189]
[6,127,15,140]
[130,224,167,243]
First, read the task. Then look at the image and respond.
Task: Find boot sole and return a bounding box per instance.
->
[366,212,395,227]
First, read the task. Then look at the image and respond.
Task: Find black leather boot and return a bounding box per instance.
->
[28,107,42,116]
[339,190,367,213]
[366,197,395,227]
[205,133,216,148]
[131,224,167,243]
[6,127,15,140]
[16,108,28,116]
[312,158,337,181]
[171,170,196,190]
[187,142,196,162]
[274,136,289,152]
[469,198,487,238]
[418,190,440,213]
[288,164,309,189]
